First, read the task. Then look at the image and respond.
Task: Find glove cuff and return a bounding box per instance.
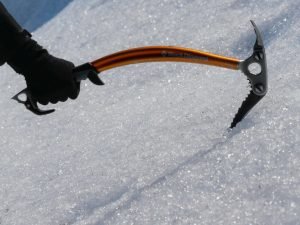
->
[7,38,48,75]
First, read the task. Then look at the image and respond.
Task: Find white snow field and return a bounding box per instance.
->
[0,0,299,224]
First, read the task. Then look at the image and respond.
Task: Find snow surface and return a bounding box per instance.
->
[0,0,300,224]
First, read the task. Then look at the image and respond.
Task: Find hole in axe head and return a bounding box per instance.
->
[248,62,261,76]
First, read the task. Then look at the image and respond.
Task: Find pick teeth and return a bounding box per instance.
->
[230,91,263,128]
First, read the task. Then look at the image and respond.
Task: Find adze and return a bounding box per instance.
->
[13,21,267,129]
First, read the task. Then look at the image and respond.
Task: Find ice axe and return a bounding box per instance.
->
[13,21,267,129]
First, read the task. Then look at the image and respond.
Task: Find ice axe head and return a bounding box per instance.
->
[231,20,268,128]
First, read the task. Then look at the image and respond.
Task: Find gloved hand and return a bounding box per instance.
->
[8,39,80,105]
[0,2,79,105]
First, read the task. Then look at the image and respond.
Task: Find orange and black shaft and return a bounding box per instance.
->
[91,46,241,72]
[73,46,242,86]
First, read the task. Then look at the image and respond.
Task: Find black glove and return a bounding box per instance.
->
[7,39,80,104]
[0,2,79,105]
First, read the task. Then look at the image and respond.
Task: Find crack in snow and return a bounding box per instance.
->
[93,130,239,224]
